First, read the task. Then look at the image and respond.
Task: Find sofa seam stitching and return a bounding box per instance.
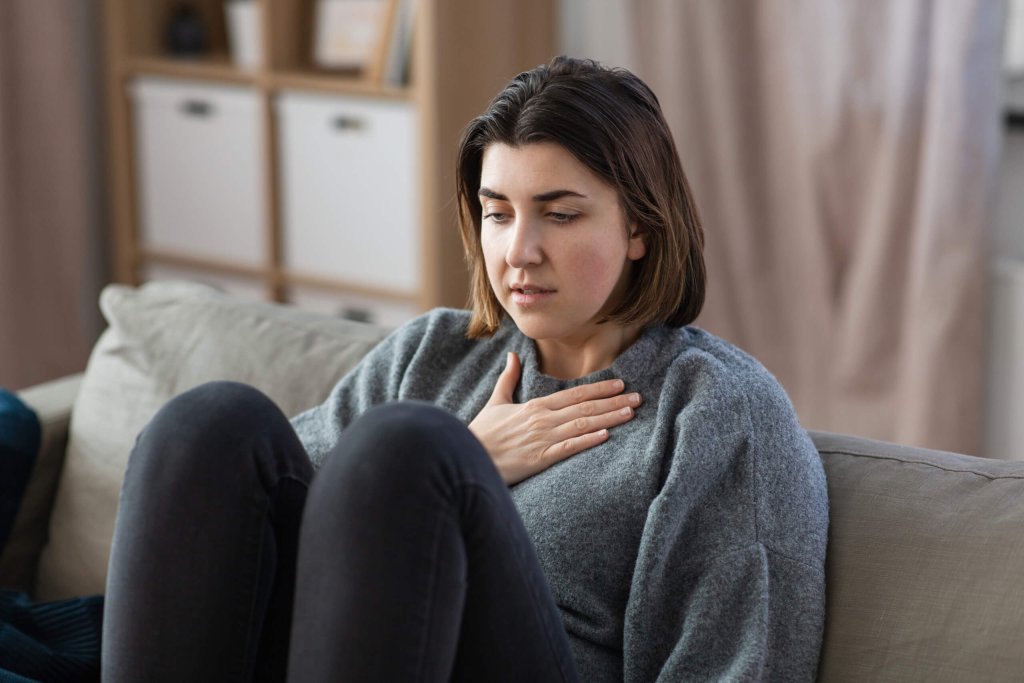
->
[818,449,1024,480]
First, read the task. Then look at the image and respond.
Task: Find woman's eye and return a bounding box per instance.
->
[548,212,579,224]
[483,212,509,224]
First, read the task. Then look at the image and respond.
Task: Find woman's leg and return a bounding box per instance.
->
[287,401,579,683]
[102,381,313,683]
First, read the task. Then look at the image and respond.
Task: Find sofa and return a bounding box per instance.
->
[2,280,1024,681]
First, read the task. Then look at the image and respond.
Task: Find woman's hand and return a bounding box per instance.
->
[468,352,642,485]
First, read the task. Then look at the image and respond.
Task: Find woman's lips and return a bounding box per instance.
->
[510,287,555,306]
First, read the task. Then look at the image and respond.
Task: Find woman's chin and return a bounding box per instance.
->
[508,317,576,344]
[504,312,556,340]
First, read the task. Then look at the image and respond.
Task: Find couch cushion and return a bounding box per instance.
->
[36,281,391,600]
[812,431,1024,681]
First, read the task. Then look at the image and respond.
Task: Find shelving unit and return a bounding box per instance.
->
[102,0,555,323]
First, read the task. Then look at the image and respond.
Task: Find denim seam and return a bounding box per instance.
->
[234,494,272,683]
[412,505,454,681]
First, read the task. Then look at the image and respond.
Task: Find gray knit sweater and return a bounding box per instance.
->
[291,309,828,682]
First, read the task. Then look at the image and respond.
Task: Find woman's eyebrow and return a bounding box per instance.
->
[533,189,587,202]
[478,187,507,200]
[478,187,588,202]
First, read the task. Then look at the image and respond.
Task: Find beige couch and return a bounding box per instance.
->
[3,281,1024,681]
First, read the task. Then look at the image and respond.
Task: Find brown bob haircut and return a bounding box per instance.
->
[456,55,706,339]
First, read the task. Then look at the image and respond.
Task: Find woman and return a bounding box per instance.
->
[103,56,827,682]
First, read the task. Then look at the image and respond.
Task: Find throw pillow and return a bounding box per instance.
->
[35,280,392,600]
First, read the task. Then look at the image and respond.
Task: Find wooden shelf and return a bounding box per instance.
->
[124,56,257,85]
[279,270,418,303]
[268,70,411,100]
[104,0,556,324]
[141,248,418,303]
[140,248,268,280]
[121,59,413,99]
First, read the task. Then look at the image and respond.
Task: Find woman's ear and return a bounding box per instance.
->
[627,222,647,261]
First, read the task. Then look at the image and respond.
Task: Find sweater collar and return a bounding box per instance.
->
[501,321,671,399]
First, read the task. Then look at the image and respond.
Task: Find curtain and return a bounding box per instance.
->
[0,1,106,390]
[623,0,1004,454]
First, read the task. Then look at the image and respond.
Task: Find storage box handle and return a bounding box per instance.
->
[331,115,365,131]
[180,100,214,118]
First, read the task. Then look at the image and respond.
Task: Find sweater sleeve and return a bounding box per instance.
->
[289,315,428,468]
[622,373,828,682]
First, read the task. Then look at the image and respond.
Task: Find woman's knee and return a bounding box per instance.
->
[143,380,279,441]
[131,381,298,483]
[357,401,466,447]
[315,401,490,494]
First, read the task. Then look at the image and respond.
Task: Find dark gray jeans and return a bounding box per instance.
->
[102,381,579,682]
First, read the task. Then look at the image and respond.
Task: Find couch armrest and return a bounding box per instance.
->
[0,373,83,593]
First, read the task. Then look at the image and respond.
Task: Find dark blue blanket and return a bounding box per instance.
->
[0,592,102,682]
[0,388,38,551]
[1,389,102,681]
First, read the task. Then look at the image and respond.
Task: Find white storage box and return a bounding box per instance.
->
[130,78,266,267]
[275,91,420,293]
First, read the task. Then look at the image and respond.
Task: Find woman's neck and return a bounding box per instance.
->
[534,324,643,380]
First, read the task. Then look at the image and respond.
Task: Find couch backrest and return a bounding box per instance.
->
[811,430,1024,681]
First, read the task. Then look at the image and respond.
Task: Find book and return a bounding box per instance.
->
[382,0,416,86]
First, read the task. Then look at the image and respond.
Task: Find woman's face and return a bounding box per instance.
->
[479,142,647,347]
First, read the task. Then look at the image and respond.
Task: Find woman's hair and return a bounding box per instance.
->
[456,55,706,339]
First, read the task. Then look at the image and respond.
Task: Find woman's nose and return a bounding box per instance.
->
[505,219,543,268]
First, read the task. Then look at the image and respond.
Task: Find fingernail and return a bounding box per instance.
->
[620,406,632,417]
[630,393,641,406]
[615,379,625,390]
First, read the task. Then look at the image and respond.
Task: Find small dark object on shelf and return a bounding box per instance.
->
[340,307,375,324]
[1006,75,1024,131]
[166,2,207,57]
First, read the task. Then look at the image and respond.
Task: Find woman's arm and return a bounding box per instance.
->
[290,322,413,467]
[622,380,828,682]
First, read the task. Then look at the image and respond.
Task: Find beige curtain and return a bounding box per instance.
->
[0,1,106,390]
[629,0,1004,454]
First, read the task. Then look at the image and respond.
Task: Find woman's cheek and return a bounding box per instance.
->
[481,236,505,282]
[572,249,617,289]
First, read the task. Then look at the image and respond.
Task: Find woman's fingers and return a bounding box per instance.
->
[530,381,642,438]
[541,428,611,464]
[551,399,639,441]
[539,378,627,410]
[486,352,522,406]
[534,391,642,471]
[559,392,642,421]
